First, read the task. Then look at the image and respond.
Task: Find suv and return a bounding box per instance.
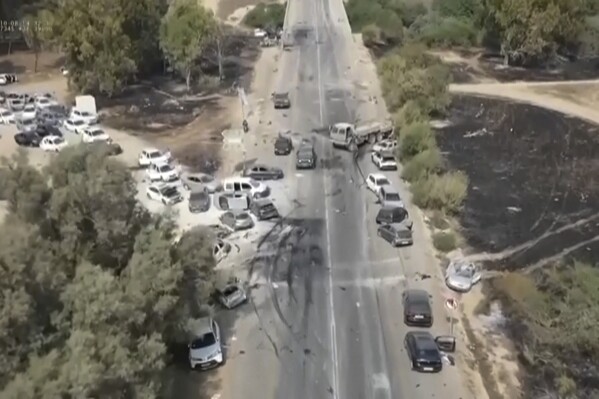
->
[402,289,433,327]
[272,92,291,109]
[188,318,224,370]
[250,198,279,220]
[378,186,404,208]
[372,150,398,170]
[222,177,269,199]
[404,331,443,373]
[377,223,413,247]
[274,135,292,155]
[296,146,316,169]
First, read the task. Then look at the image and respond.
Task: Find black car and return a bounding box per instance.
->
[35,124,63,138]
[242,164,284,180]
[377,223,413,247]
[376,206,412,229]
[402,289,433,327]
[404,331,443,373]
[296,146,316,169]
[14,132,42,147]
[250,198,279,220]
[274,135,292,155]
[189,190,211,213]
[272,92,291,109]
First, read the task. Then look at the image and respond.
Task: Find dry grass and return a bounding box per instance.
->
[531,83,599,109]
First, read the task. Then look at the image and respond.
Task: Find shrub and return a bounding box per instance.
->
[429,210,450,229]
[393,100,427,130]
[432,231,457,252]
[401,147,442,182]
[411,171,468,213]
[409,14,478,47]
[397,1,428,27]
[399,122,435,160]
[362,24,383,47]
[243,3,286,29]
[432,0,483,21]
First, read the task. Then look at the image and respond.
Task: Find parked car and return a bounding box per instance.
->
[366,173,391,195]
[377,223,413,247]
[63,118,89,134]
[404,331,443,373]
[296,146,316,169]
[35,124,63,138]
[0,74,17,85]
[34,96,56,109]
[272,92,291,109]
[181,172,221,193]
[375,206,412,229]
[445,260,482,293]
[14,132,42,147]
[188,190,211,213]
[372,150,398,171]
[378,186,404,208]
[220,210,254,231]
[40,135,68,152]
[16,117,36,133]
[242,164,284,180]
[274,134,293,155]
[188,318,224,370]
[403,289,433,327]
[216,281,247,309]
[21,104,37,119]
[0,107,15,124]
[250,198,279,220]
[146,183,183,205]
[372,139,397,153]
[138,148,171,167]
[8,99,24,112]
[69,108,97,124]
[217,192,251,210]
[222,177,269,199]
[82,126,111,143]
[146,162,179,182]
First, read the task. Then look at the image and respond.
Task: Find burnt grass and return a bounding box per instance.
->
[436,95,599,270]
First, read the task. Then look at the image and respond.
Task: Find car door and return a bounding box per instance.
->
[381,225,394,243]
[367,175,375,191]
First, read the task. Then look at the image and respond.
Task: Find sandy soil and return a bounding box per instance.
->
[0,48,65,83]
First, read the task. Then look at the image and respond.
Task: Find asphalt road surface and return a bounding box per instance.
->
[219,0,479,397]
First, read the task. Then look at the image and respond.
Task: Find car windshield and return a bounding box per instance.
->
[274,93,288,100]
[12,100,22,105]
[149,151,162,158]
[236,213,250,220]
[55,138,65,144]
[158,164,174,172]
[382,155,395,161]
[249,180,260,188]
[24,105,35,111]
[74,120,84,125]
[21,119,34,125]
[190,192,207,200]
[162,187,178,197]
[81,111,91,116]
[260,204,275,212]
[385,193,401,201]
[376,177,390,186]
[1,111,10,116]
[91,130,104,136]
[201,175,214,183]
[418,349,439,359]
[223,286,239,296]
[38,98,49,103]
[191,333,216,348]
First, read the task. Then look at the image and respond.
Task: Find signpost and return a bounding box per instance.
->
[445,297,458,336]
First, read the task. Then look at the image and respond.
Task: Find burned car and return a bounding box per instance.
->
[445,260,482,293]
[272,92,291,109]
[189,190,211,213]
[375,206,412,229]
[250,198,280,221]
[216,280,247,309]
[274,134,293,155]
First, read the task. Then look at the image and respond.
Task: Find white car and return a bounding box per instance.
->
[371,151,398,171]
[0,108,15,124]
[372,139,397,153]
[82,126,111,143]
[366,173,391,195]
[63,118,89,134]
[445,260,482,292]
[138,148,171,167]
[21,104,37,119]
[40,135,68,152]
[254,28,267,38]
[35,96,56,109]
[222,176,269,199]
[69,109,97,125]
[146,162,179,182]
[146,183,183,205]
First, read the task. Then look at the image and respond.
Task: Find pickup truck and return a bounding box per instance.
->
[330,120,394,151]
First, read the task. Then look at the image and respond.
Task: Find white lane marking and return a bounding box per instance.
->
[314,0,325,125]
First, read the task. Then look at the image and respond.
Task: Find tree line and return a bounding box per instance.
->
[0,146,217,398]
[348,0,599,65]
[17,0,230,95]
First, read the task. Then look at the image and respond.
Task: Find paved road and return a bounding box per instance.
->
[218,0,480,397]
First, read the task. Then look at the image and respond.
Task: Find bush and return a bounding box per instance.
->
[409,14,478,47]
[411,171,468,213]
[432,231,457,252]
[432,0,483,21]
[243,3,286,29]
[362,24,383,47]
[399,122,436,160]
[393,100,427,130]
[402,147,442,181]
[429,210,450,229]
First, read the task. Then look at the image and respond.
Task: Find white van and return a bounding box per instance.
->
[222,176,269,199]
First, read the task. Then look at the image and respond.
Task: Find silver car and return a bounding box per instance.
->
[445,260,482,293]
[378,186,404,208]
[188,318,224,369]
[16,117,36,133]
[220,210,254,231]
[182,172,221,193]
[216,282,247,309]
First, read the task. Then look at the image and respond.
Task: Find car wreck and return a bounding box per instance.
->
[445,260,482,293]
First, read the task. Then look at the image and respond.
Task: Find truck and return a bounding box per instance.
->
[329,120,394,151]
[74,95,97,116]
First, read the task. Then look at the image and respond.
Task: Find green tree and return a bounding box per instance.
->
[243,3,287,29]
[160,0,217,90]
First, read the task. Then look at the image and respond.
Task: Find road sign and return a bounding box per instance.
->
[445,298,458,311]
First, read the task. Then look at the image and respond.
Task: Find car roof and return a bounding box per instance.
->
[382,187,400,195]
[144,148,162,153]
[369,173,388,180]
[407,331,437,347]
[380,150,395,156]
[223,176,254,183]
